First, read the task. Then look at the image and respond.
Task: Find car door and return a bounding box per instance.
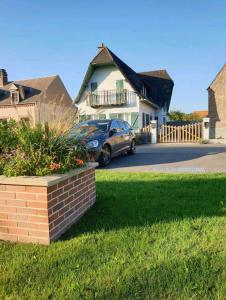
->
[122,121,133,150]
[109,120,122,155]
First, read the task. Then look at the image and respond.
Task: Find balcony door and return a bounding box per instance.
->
[90,82,98,105]
[116,80,124,104]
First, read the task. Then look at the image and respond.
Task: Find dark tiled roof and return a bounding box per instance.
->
[75,46,174,109]
[0,76,57,106]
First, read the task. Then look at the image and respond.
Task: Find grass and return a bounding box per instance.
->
[0,171,226,299]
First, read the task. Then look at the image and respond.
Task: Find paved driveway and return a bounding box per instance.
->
[103,144,226,173]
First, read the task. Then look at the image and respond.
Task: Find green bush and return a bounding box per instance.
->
[0,121,88,177]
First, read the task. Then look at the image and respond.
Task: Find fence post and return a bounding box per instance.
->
[202,118,210,140]
[150,120,157,144]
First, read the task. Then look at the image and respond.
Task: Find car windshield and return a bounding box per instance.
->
[71,120,110,136]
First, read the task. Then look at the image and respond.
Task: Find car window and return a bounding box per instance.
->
[123,121,130,131]
[117,120,125,131]
[110,120,120,131]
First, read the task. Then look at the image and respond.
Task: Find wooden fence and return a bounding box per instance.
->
[159,123,202,143]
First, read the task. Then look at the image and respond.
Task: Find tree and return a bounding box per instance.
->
[168,110,202,122]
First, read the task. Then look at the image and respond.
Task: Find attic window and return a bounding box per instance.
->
[142,84,148,97]
[11,91,19,104]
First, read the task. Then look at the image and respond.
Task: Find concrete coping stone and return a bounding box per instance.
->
[0,162,98,187]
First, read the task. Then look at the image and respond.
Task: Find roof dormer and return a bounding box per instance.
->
[9,84,20,104]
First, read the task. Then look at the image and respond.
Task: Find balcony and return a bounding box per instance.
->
[88,89,136,107]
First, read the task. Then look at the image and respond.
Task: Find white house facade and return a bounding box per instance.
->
[75,44,174,131]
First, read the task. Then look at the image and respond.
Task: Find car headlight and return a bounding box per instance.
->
[86,140,99,149]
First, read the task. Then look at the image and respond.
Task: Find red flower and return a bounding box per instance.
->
[80,140,86,145]
[50,162,61,171]
[75,158,84,166]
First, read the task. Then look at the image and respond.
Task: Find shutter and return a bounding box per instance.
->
[142,113,145,128]
[131,112,139,130]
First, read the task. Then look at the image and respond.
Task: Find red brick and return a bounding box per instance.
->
[6,185,26,192]
[0,213,8,219]
[8,227,28,236]
[58,192,68,202]
[0,191,16,199]
[3,205,18,213]
[7,199,26,207]
[47,184,58,193]
[64,183,74,192]
[16,193,36,201]
[0,233,18,242]
[38,223,49,231]
[0,220,17,227]
[51,188,63,199]
[36,194,48,202]
[26,186,47,193]
[0,199,6,205]
[18,221,38,230]
[26,201,48,209]
[58,179,68,188]
[0,185,6,191]
[28,230,49,238]
[0,226,8,233]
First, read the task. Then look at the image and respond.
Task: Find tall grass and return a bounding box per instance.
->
[36,99,78,135]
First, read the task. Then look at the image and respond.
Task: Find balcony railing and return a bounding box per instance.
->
[88,89,136,107]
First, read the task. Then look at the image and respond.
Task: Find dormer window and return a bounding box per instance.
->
[11,91,19,104]
[142,84,148,97]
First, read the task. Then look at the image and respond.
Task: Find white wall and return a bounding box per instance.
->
[78,65,140,126]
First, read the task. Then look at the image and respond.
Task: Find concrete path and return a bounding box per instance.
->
[102,144,226,173]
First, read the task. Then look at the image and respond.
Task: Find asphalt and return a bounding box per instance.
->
[101,143,226,173]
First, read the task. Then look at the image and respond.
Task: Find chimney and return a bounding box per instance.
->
[0,69,8,87]
[98,42,106,51]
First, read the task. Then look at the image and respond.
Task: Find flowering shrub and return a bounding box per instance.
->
[0,121,88,177]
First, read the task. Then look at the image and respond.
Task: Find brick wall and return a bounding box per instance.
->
[0,166,96,245]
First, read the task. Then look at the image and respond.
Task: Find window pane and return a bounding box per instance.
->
[116,80,124,90]
[99,114,106,120]
[91,82,98,92]
[109,113,118,119]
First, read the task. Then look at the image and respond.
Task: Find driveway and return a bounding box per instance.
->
[103,144,226,173]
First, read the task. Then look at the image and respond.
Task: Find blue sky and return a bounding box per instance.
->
[1,0,226,112]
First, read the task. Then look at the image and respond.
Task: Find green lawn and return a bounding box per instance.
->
[0,171,226,300]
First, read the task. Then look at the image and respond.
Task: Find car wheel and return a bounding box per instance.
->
[99,144,111,166]
[128,139,136,155]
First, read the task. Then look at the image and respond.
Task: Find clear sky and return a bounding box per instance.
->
[1,0,226,112]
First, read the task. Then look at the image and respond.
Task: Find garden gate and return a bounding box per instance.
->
[159,123,202,143]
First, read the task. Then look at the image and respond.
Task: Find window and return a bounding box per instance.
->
[116,80,124,90]
[142,84,148,97]
[123,121,130,130]
[99,114,106,120]
[11,91,19,104]
[90,82,98,92]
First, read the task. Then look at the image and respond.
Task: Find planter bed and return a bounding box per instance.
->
[0,163,97,245]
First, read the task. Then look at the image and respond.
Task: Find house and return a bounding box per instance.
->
[192,110,208,118]
[208,63,226,139]
[75,44,174,131]
[0,69,73,125]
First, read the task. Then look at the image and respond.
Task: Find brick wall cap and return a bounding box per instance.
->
[0,163,98,187]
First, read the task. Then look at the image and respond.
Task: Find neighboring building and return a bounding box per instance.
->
[208,63,226,139]
[0,69,73,125]
[75,44,174,131]
[192,110,208,118]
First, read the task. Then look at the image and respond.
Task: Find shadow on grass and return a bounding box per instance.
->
[62,173,226,240]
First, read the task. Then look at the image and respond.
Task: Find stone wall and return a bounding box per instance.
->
[0,166,96,245]
[208,64,226,139]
